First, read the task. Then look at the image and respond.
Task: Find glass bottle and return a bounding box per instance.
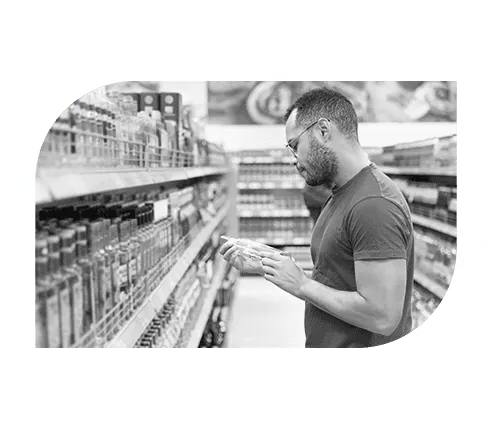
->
[58,107,72,165]
[78,96,89,164]
[48,235,72,348]
[107,224,121,313]
[60,229,84,345]
[86,92,98,165]
[118,221,131,320]
[75,226,94,335]
[33,237,50,348]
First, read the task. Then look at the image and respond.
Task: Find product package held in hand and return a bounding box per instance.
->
[219,235,283,275]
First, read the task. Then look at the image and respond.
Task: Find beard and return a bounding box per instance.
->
[300,133,339,187]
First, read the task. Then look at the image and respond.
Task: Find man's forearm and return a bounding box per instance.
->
[301,276,394,335]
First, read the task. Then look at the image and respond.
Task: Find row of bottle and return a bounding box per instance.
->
[238,164,301,182]
[239,217,313,241]
[411,285,441,330]
[238,192,307,212]
[199,268,237,348]
[414,230,456,288]
[135,252,219,348]
[40,88,182,169]
[39,87,227,169]
[35,195,213,348]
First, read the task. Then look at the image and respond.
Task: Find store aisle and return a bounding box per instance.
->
[226,276,305,348]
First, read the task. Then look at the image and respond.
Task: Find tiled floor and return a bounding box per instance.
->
[225,276,305,348]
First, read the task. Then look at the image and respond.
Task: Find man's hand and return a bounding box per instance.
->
[220,238,264,275]
[259,251,307,299]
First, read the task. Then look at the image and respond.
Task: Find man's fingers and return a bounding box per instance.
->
[259,251,280,260]
[261,257,278,268]
[264,273,276,284]
[223,245,238,261]
[219,240,235,255]
[262,265,275,275]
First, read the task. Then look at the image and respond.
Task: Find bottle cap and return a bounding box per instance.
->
[36,238,48,258]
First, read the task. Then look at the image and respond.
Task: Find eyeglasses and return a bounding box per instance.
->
[285,120,319,157]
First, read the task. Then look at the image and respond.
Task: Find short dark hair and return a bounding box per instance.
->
[284,87,359,140]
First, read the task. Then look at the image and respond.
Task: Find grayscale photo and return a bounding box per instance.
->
[35,81,457,348]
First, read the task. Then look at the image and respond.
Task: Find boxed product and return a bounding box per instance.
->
[160,93,183,152]
[140,92,160,113]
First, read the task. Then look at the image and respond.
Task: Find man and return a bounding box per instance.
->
[221,88,414,348]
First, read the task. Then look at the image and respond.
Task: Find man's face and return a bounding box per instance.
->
[285,110,339,187]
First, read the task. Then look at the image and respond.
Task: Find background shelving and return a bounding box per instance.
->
[35,86,238,349]
[231,134,456,330]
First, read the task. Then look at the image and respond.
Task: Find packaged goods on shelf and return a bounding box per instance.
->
[411,285,441,329]
[233,148,312,246]
[35,176,229,348]
[239,217,313,242]
[38,88,226,171]
[199,266,238,348]
[414,230,456,289]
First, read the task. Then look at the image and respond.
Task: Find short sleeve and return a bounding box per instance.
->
[346,197,411,261]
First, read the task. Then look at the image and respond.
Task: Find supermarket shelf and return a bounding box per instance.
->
[36,179,52,204]
[412,214,457,238]
[107,205,228,348]
[414,270,447,300]
[381,166,456,186]
[185,263,228,348]
[238,209,310,218]
[254,237,310,246]
[238,181,305,190]
[36,166,229,204]
[381,166,456,177]
[232,156,295,164]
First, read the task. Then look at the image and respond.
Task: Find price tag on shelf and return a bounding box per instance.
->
[265,182,276,189]
[274,238,285,245]
[248,183,261,189]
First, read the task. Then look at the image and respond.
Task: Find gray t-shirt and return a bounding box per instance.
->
[307,163,414,348]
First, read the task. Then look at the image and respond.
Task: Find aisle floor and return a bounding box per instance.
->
[226,276,305,348]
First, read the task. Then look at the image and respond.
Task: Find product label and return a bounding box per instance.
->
[47,292,61,348]
[59,286,72,348]
[97,266,106,321]
[112,260,121,305]
[91,265,100,321]
[103,265,112,314]
[81,265,93,333]
[71,275,84,343]
[128,259,137,286]
[119,264,129,291]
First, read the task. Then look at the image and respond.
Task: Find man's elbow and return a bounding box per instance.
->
[373,311,403,336]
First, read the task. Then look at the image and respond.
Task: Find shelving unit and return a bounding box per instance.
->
[237,181,305,190]
[108,206,228,348]
[185,262,229,348]
[254,237,310,246]
[36,166,229,204]
[238,209,309,218]
[34,87,243,349]
[414,270,447,300]
[381,163,456,303]
[411,213,457,239]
